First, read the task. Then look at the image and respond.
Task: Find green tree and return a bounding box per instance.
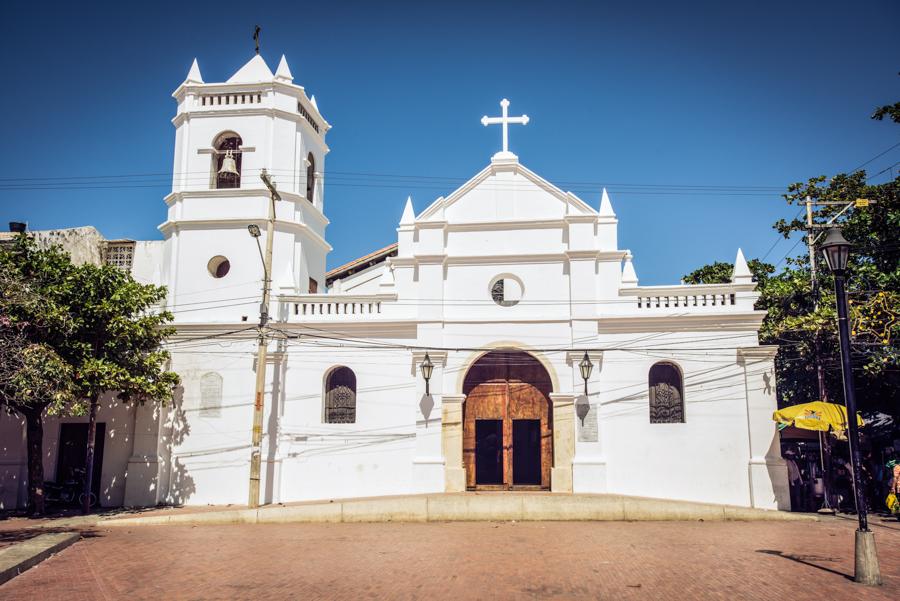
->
[63,261,180,512]
[871,74,900,124]
[0,238,80,514]
[682,259,774,288]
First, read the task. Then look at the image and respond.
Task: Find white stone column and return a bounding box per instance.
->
[441,394,466,492]
[549,393,575,492]
[738,346,789,510]
[411,351,447,493]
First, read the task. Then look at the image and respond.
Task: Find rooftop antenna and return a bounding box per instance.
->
[253,25,261,55]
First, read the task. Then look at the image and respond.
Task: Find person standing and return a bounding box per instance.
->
[889,459,900,495]
[887,459,900,518]
[785,450,804,511]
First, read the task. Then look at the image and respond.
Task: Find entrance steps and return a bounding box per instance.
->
[103,493,814,527]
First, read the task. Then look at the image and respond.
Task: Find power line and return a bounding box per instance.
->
[775,236,806,269]
[760,208,804,263]
[0,167,788,191]
[848,140,900,174]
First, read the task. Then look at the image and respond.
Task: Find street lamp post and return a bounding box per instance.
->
[820,227,881,586]
[247,169,280,509]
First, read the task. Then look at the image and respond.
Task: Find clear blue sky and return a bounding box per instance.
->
[1,0,897,284]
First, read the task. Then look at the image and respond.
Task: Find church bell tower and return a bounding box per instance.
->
[161,53,331,321]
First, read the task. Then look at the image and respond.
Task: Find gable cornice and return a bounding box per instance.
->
[597,311,766,333]
[163,189,330,228]
[158,218,332,251]
[442,218,564,232]
[618,282,758,296]
[417,161,598,222]
[171,107,330,148]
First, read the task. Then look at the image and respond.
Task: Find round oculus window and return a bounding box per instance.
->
[490,276,523,307]
[207,256,231,278]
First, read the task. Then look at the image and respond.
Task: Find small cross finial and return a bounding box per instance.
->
[253,25,261,55]
[481,98,529,160]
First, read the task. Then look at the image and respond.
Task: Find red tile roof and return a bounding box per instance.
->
[326,242,398,282]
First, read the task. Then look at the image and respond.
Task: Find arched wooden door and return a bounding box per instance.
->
[463,351,552,490]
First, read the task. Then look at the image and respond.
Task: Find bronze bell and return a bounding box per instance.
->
[218,150,239,177]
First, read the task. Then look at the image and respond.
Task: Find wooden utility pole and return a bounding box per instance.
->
[806,197,828,404]
[805,197,834,512]
[248,169,279,508]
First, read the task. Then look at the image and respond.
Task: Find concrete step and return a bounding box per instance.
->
[102,493,816,527]
[0,532,81,585]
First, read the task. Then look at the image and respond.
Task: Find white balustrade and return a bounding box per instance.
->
[635,292,736,309]
[278,294,396,321]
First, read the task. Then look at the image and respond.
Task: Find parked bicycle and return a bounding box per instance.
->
[43,467,97,509]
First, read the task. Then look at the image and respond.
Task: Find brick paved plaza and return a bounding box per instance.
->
[1,516,899,600]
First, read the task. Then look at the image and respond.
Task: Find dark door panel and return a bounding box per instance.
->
[513,419,541,485]
[475,419,503,485]
[56,423,105,500]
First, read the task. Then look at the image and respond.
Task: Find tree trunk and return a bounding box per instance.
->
[22,406,45,516]
[82,394,99,514]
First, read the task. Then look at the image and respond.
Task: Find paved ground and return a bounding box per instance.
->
[1,515,898,600]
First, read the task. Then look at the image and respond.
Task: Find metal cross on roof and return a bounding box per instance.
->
[481,98,529,158]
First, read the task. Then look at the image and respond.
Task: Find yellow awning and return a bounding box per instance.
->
[773,401,864,436]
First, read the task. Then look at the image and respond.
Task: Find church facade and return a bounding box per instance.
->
[0,53,789,511]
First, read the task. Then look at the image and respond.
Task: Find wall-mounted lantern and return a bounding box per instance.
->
[579,352,593,396]
[421,352,435,395]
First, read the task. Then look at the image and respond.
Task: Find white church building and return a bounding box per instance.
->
[0,53,789,511]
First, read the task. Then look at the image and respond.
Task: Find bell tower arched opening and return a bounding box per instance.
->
[462,350,553,490]
[212,132,243,189]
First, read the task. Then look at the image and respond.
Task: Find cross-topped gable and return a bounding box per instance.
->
[417,157,598,225]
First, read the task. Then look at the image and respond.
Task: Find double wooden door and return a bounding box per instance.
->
[463,380,552,490]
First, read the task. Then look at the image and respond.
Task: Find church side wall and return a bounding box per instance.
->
[163,334,419,506]
[278,345,416,502]
[589,332,760,507]
[165,341,258,505]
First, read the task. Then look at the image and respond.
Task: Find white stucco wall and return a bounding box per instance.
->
[0,393,138,509]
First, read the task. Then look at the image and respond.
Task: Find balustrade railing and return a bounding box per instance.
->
[198,93,262,107]
[279,294,396,320]
[636,293,736,309]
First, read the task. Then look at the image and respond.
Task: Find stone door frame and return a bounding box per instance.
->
[442,349,574,493]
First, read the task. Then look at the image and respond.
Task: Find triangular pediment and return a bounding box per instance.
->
[418,160,595,224]
[227,55,274,83]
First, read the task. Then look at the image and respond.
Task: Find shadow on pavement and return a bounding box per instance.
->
[0,504,185,523]
[756,549,852,581]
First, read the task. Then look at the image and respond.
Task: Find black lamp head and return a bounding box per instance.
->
[579,351,594,382]
[820,228,851,274]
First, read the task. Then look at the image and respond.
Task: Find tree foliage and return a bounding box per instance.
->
[64,262,180,406]
[682,259,774,288]
[0,238,80,415]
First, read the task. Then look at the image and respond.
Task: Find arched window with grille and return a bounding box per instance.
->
[200,372,223,417]
[306,153,316,203]
[324,366,356,423]
[648,362,684,423]
[213,132,243,189]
